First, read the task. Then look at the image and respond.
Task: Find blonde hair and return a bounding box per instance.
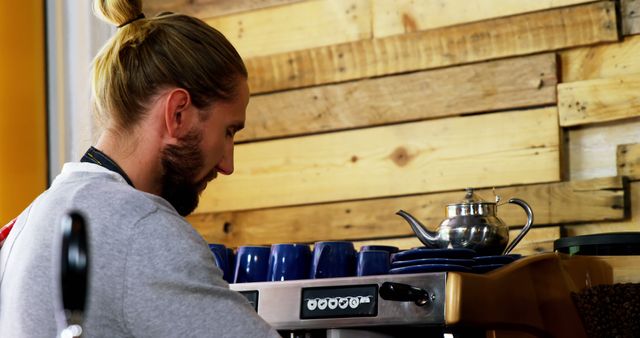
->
[91,0,247,130]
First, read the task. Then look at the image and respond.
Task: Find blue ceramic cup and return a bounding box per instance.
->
[268,244,311,281]
[208,243,232,282]
[226,248,236,281]
[234,246,270,283]
[310,241,357,279]
[357,250,391,276]
[360,245,399,254]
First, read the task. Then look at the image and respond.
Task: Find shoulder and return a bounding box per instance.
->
[132,207,207,257]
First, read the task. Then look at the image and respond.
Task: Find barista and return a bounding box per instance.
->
[0,0,279,336]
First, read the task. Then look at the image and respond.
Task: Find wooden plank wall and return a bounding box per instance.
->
[143,0,640,256]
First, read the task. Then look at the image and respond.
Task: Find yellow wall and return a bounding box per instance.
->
[0,2,47,222]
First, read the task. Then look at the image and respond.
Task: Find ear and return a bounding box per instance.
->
[164,88,194,140]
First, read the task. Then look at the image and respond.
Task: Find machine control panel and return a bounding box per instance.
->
[300,284,378,319]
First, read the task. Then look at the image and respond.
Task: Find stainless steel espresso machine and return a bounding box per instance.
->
[232,271,448,337]
[231,253,611,338]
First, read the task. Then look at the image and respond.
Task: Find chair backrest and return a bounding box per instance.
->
[57,212,90,337]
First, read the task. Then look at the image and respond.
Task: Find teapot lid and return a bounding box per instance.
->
[446,188,498,217]
[450,188,496,206]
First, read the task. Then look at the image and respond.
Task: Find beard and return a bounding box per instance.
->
[160,129,216,216]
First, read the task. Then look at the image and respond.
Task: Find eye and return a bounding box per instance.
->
[226,128,236,138]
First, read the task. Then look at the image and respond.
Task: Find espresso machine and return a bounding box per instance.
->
[231,252,610,338]
[232,271,448,337]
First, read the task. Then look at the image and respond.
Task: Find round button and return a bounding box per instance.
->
[307,299,318,311]
[338,297,349,309]
[318,298,328,310]
[349,297,360,309]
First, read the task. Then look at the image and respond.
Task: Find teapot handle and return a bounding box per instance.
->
[502,198,534,255]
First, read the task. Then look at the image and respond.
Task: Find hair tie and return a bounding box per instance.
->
[118,13,145,28]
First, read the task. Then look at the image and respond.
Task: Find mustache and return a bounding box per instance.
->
[196,170,218,192]
[204,170,217,183]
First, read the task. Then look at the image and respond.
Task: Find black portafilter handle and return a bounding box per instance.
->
[60,212,90,320]
[379,282,431,306]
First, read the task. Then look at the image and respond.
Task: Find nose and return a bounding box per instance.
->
[216,142,235,175]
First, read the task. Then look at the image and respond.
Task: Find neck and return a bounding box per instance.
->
[94,129,163,195]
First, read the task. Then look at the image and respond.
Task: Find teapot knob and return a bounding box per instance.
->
[464,188,474,199]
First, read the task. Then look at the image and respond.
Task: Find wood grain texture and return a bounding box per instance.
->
[373,0,598,38]
[204,0,372,58]
[617,143,640,179]
[596,256,640,283]
[561,35,640,82]
[189,177,624,246]
[563,180,640,236]
[142,0,304,18]
[246,1,617,94]
[239,54,558,141]
[558,74,640,126]
[564,222,640,236]
[622,0,640,36]
[509,240,556,256]
[567,117,640,180]
[198,108,560,213]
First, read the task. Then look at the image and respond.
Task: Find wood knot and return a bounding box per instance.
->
[402,13,418,32]
[390,147,412,167]
[536,79,544,89]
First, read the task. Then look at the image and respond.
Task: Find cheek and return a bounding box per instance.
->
[201,135,226,166]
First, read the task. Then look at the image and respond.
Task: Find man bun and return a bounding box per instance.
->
[93,0,143,27]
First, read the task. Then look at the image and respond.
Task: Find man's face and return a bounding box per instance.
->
[160,79,249,216]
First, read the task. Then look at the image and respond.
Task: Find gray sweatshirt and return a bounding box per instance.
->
[0,162,279,337]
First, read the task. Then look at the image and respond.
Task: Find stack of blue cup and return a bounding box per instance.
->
[208,243,234,283]
[267,244,311,281]
[214,242,399,283]
[234,246,271,283]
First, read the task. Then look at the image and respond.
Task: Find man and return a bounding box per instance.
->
[0,2,279,337]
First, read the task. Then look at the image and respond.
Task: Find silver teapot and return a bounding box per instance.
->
[396,188,533,256]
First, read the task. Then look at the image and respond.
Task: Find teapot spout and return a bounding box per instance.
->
[396,210,440,248]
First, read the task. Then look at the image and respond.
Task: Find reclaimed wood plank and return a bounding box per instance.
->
[189,176,623,246]
[564,222,640,236]
[561,35,640,82]
[142,0,305,18]
[246,1,617,94]
[373,0,598,38]
[567,117,640,180]
[596,256,640,283]
[352,237,422,251]
[204,0,371,58]
[622,0,640,36]
[563,181,640,236]
[617,143,640,179]
[509,240,556,256]
[198,108,560,213]
[239,54,558,141]
[558,74,640,126]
